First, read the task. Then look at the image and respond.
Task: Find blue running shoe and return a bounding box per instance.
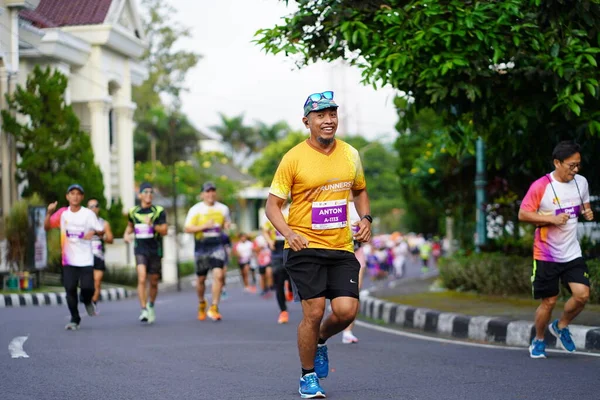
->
[314,345,329,378]
[299,372,326,399]
[529,339,546,359]
[549,319,576,353]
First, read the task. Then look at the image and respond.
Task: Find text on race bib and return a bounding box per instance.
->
[134,224,155,239]
[311,199,348,230]
[203,226,222,238]
[555,205,581,219]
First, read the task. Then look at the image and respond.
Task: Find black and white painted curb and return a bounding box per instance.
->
[360,291,600,351]
[0,287,134,308]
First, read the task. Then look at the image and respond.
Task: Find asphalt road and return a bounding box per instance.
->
[2,260,599,400]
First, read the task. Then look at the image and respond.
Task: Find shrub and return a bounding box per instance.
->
[439,253,600,304]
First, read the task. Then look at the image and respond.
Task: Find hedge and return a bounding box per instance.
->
[438,252,600,304]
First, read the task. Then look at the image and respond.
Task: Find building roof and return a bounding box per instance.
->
[20,0,113,29]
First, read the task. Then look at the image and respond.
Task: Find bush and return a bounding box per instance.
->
[4,194,44,272]
[439,253,600,304]
[103,198,128,238]
[103,267,137,287]
[438,252,531,296]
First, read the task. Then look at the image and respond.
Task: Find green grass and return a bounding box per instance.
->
[0,286,64,295]
[383,290,600,326]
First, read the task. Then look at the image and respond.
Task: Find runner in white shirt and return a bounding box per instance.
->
[235,233,256,293]
[45,184,104,330]
[519,141,594,358]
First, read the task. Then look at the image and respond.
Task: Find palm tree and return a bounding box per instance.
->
[211,113,257,163]
[252,120,291,152]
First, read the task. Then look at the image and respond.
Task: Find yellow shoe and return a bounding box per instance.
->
[278,311,289,324]
[207,304,222,321]
[197,301,207,321]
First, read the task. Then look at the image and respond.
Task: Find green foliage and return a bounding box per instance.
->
[248,131,307,185]
[439,253,600,304]
[103,267,137,287]
[134,107,200,164]
[135,152,241,208]
[134,0,201,115]
[1,66,106,206]
[102,198,128,238]
[211,114,292,166]
[257,0,600,240]
[4,194,43,272]
[439,252,535,296]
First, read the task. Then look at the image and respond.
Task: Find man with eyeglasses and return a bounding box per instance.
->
[87,198,114,314]
[124,182,168,324]
[44,184,104,330]
[266,91,372,399]
[184,182,231,321]
[519,141,594,359]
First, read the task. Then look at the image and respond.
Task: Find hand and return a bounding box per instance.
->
[84,230,95,240]
[124,232,133,243]
[286,231,309,251]
[353,220,372,243]
[582,208,594,221]
[552,213,570,226]
[47,201,58,214]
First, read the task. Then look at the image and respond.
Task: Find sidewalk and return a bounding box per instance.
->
[0,285,133,308]
[360,275,600,352]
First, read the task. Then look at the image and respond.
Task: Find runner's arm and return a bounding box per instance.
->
[265,194,293,238]
[518,209,567,226]
[104,221,114,244]
[352,188,372,243]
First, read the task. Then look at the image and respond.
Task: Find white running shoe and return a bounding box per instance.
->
[342,331,359,344]
[85,302,96,317]
[139,308,149,322]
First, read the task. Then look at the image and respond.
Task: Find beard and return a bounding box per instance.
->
[317,136,335,146]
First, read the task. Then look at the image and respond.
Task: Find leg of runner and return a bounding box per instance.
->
[147,273,160,324]
[92,269,103,303]
[137,264,149,322]
[208,267,224,321]
[266,266,274,291]
[321,296,359,345]
[298,297,326,371]
[343,247,366,343]
[274,267,289,324]
[63,265,82,329]
[196,274,208,320]
[80,266,96,317]
[241,263,250,290]
[221,265,228,300]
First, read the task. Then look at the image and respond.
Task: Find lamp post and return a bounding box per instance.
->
[475,136,487,252]
[169,113,181,292]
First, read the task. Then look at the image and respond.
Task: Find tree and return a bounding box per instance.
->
[1,66,106,206]
[249,131,307,185]
[133,0,201,116]
[134,106,201,164]
[211,113,255,162]
[256,0,600,195]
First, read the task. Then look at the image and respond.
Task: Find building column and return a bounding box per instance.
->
[0,67,11,216]
[114,103,136,210]
[88,99,112,203]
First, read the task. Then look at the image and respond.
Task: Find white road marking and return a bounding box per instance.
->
[355,320,600,358]
[8,336,30,359]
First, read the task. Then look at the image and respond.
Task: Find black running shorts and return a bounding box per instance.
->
[135,254,162,276]
[284,248,360,300]
[531,257,590,299]
[195,255,224,277]
[93,256,106,271]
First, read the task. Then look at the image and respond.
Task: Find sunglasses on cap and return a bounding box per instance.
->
[303,91,334,107]
[88,204,100,209]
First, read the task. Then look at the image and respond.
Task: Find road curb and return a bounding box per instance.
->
[360,291,600,352]
[0,287,135,308]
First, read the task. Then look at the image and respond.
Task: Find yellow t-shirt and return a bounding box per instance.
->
[269,139,366,252]
[184,201,230,241]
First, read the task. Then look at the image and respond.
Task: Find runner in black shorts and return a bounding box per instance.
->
[124,182,167,324]
[265,91,372,398]
[184,182,231,321]
[519,141,594,358]
[87,198,114,314]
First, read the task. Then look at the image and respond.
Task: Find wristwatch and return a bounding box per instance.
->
[361,215,373,223]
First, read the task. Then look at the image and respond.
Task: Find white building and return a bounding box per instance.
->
[0,0,147,220]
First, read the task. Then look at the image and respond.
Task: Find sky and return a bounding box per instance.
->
[161,0,401,142]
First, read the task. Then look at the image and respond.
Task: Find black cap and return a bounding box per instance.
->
[202,182,217,192]
[67,184,84,194]
[139,182,153,193]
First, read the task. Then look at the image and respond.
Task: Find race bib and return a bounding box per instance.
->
[92,239,103,258]
[203,226,222,238]
[311,199,348,230]
[66,228,84,242]
[555,205,580,220]
[134,224,154,239]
